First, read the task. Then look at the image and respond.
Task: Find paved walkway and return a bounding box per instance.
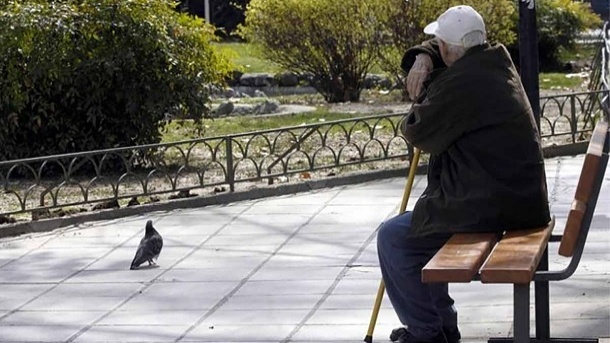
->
[0,155,608,343]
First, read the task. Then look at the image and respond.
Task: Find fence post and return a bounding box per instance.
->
[225,138,235,192]
[570,95,577,144]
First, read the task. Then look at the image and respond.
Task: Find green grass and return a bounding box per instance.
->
[214,42,283,73]
[162,110,369,142]
[559,44,597,64]
[539,72,587,90]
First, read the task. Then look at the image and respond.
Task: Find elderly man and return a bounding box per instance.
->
[376,5,551,343]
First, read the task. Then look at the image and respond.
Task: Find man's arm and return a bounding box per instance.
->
[400,40,446,101]
[400,39,444,73]
[400,72,478,155]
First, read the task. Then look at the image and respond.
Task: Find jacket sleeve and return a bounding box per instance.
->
[400,72,479,155]
[400,39,446,74]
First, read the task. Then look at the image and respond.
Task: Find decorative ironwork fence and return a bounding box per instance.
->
[0,114,411,218]
[1,81,608,220]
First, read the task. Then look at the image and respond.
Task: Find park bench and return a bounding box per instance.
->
[422,120,609,343]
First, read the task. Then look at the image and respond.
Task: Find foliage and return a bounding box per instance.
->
[0,0,232,161]
[376,0,516,96]
[180,0,250,38]
[239,0,386,103]
[516,0,603,71]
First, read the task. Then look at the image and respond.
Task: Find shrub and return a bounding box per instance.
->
[376,0,516,97]
[179,0,250,38]
[0,0,232,161]
[239,0,386,103]
[509,0,602,72]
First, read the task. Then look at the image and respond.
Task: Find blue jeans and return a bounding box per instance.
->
[377,211,457,340]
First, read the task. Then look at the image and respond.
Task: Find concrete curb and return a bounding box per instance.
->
[0,166,424,239]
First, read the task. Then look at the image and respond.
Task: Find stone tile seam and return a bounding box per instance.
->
[0,224,146,324]
[62,201,259,343]
[173,185,349,342]
[0,228,68,269]
[280,191,405,343]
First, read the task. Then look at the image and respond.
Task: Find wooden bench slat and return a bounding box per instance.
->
[480,218,555,284]
[422,233,498,283]
[558,121,608,257]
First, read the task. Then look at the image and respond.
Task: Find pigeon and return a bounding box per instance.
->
[130,220,163,270]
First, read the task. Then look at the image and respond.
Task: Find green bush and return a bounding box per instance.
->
[510,0,602,72]
[239,0,386,103]
[0,0,232,161]
[376,0,516,96]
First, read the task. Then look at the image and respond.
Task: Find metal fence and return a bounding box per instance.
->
[1,67,608,220]
[601,22,610,116]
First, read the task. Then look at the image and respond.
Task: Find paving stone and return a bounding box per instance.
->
[276,242,364,256]
[73,324,187,342]
[263,253,353,268]
[330,279,382,295]
[2,248,111,271]
[234,279,335,296]
[305,308,399,325]
[290,323,402,341]
[259,192,339,206]
[0,155,606,343]
[64,269,164,284]
[98,310,203,326]
[215,224,300,236]
[1,310,104,326]
[41,236,130,248]
[85,246,193,270]
[297,223,377,234]
[240,203,325,215]
[181,323,295,342]
[204,234,290,246]
[203,309,310,325]
[231,214,312,228]
[20,295,126,311]
[251,266,345,281]
[0,325,83,342]
[319,294,395,310]
[221,295,322,310]
[0,284,53,310]
[44,283,143,298]
[158,268,253,282]
[119,282,236,311]
[0,268,77,283]
[174,253,269,270]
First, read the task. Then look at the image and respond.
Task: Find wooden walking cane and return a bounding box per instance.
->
[364,147,422,343]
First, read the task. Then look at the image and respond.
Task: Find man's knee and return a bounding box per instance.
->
[377,218,403,249]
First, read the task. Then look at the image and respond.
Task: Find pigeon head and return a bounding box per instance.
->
[145,220,155,236]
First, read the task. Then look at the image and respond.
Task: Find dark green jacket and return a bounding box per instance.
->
[400,42,551,237]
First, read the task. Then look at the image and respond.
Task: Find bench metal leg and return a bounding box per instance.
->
[489,278,598,343]
[514,283,531,343]
[535,248,550,342]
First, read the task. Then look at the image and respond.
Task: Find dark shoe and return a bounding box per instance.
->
[390,327,408,342]
[389,328,448,343]
[390,327,460,343]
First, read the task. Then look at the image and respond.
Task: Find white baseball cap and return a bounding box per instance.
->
[423,5,486,46]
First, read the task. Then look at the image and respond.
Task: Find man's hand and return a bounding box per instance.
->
[406,54,433,101]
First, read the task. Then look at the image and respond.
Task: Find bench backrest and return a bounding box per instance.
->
[558,120,609,257]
